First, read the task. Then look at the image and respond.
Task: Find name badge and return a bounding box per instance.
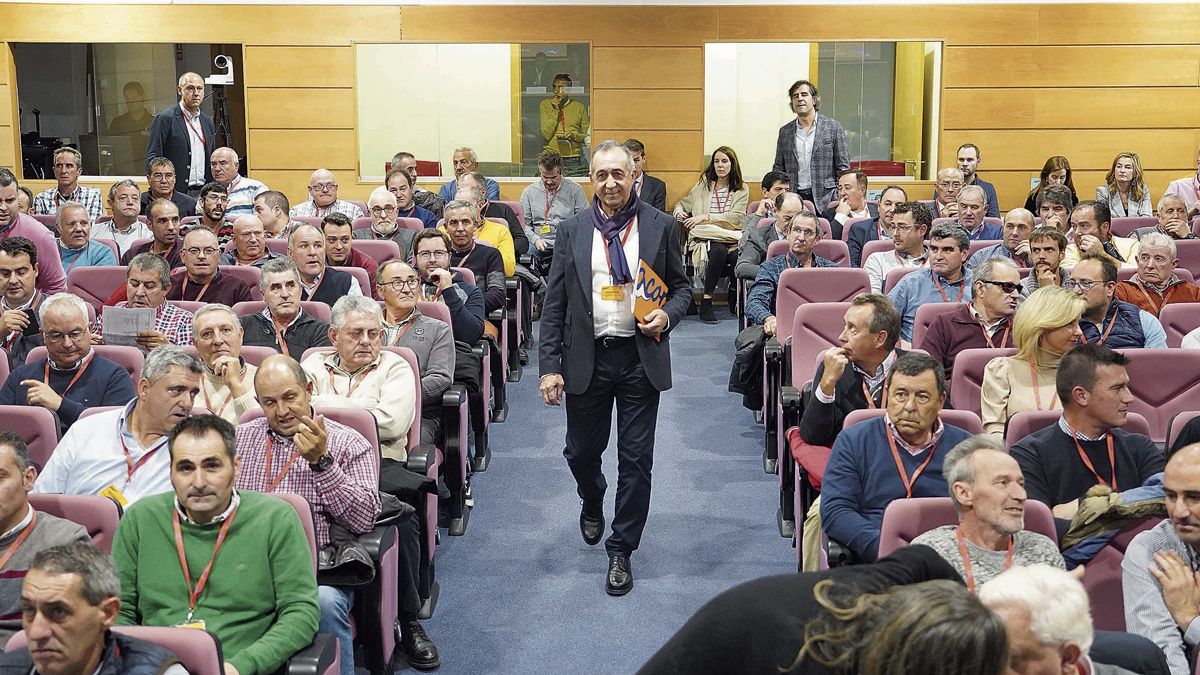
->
[600,285,625,301]
[539,225,554,234]
[174,619,207,630]
[99,484,128,507]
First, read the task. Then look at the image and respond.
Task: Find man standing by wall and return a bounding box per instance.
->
[771,80,850,211]
[146,72,216,198]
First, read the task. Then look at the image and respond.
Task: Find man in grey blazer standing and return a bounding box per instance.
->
[539,140,691,596]
[772,80,850,212]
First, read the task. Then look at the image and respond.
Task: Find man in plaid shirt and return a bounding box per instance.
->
[235,354,439,671]
[93,253,194,350]
[289,169,365,220]
[32,147,104,221]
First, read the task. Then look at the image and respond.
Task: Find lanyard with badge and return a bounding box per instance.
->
[956,526,1012,593]
[1064,421,1117,489]
[0,511,36,572]
[600,221,635,302]
[263,435,305,493]
[99,435,163,507]
[43,351,93,396]
[931,273,965,303]
[171,505,237,630]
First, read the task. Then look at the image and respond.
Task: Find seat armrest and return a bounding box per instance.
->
[357,522,398,563]
[763,336,782,363]
[488,308,505,323]
[404,443,438,475]
[825,538,859,568]
[518,253,532,267]
[440,383,467,410]
[284,633,338,675]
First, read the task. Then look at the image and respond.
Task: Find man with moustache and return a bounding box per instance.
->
[352,186,416,262]
[167,227,254,306]
[120,199,183,269]
[94,253,195,349]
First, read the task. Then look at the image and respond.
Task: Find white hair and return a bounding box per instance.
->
[978,565,1093,654]
[958,184,988,205]
[1158,193,1186,212]
[330,295,382,331]
[368,186,396,207]
[453,147,479,164]
[591,140,635,173]
[1140,231,1178,258]
[192,303,242,331]
[38,293,89,326]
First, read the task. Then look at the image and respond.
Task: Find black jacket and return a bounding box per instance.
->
[145,104,216,186]
[799,350,905,448]
[639,174,668,214]
[240,309,331,359]
[820,202,879,242]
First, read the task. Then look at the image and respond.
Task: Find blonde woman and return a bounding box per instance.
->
[980,286,1086,436]
[673,146,748,323]
[1097,152,1152,218]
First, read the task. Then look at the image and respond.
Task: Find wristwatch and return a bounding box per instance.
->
[309,454,334,472]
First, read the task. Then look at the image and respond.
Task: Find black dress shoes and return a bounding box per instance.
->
[606,554,633,596]
[398,619,441,670]
[580,505,604,546]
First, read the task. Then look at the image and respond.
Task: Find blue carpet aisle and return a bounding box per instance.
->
[414,310,794,673]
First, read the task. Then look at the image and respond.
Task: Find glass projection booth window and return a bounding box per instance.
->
[12,43,244,178]
[703,41,941,181]
[356,43,591,180]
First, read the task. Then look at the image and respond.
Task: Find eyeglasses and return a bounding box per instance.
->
[788,228,818,238]
[184,247,220,257]
[415,250,449,260]
[1063,279,1101,292]
[379,278,420,291]
[44,329,86,344]
[893,224,918,233]
[150,172,175,181]
[311,183,338,192]
[371,205,397,216]
[937,181,963,189]
[980,279,1022,294]
[204,195,229,203]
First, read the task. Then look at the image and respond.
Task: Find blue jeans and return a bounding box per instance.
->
[318,585,355,675]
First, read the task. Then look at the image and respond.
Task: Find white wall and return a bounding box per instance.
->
[703,42,810,179]
[356,43,512,178]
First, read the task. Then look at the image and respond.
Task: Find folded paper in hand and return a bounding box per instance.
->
[634,260,667,343]
[102,306,156,349]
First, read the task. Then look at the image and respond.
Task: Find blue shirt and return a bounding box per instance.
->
[966,242,1029,271]
[745,252,837,326]
[439,177,500,204]
[398,204,439,229]
[59,240,117,270]
[888,268,974,341]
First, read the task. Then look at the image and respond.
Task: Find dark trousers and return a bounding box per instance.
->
[564,336,660,557]
[798,188,814,206]
[702,241,732,294]
[396,511,424,619]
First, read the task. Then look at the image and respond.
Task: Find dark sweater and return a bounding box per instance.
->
[484,201,528,255]
[450,244,506,313]
[919,304,1010,386]
[820,416,972,562]
[421,277,486,345]
[120,240,182,269]
[637,545,962,675]
[303,267,354,308]
[0,355,136,432]
[0,510,90,644]
[240,310,331,359]
[798,352,903,448]
[166,270,255,306]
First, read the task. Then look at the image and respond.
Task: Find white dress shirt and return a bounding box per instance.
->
[793,116,818,191]
[181,104,206,187]
[591,217,639,338]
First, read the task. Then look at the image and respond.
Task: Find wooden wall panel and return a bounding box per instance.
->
[243,47,354,89]
[590,130,703,172]
[245,89,355,129]
[0,84,10,128]
[714,5,1039,45]
[1037,3,1200,44]
[592,90,702,131]
[944,88,1200,130]
[593,48,702,90]
[942,130,1200,172]
[249,130,357,171]
[402,6,720,47]
[944,46,1200,88]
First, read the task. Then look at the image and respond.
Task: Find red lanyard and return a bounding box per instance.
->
[263,436,305,493]
[884,425,938,498]
[183,111,207,147]
[544,189,559,221]
[931,273,965,303]
[389,319,416,346]
[601,220,636,284]
[64,249,86,274]
[172,505,237,622]
[43,352,93,397]
[119,436,162,485]
[956,526,1012,593]
[3,292,38,349]
[325,363,378,398]
[977,319,1010,349]
[53,189,76,209]
[1133,278,1168,315]
[305,272,326,300]
[152,241,179,263]
[1065,422,1117,489]
[199,375,236,418]
[452,243,477,269]
[712,188,730,214]
[1028,362,1059,411]
[181,277,213,303]
[861,377,888,409]
[0,511,36,572]
[1080,312,1118,345]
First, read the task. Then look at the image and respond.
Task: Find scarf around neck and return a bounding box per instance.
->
[589,192,640,284]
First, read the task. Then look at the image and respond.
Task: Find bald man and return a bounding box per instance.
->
[167,227,255,305]
[1123,443,1200,675]
[145,72,216,196]
[352,186,415,260]
[209,146,268,218]
[221,215,283,268]
[290,169,365,220]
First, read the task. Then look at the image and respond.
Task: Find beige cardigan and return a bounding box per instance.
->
[303,350,417,461]
[672,180,749,233]
[980,351,1062,436]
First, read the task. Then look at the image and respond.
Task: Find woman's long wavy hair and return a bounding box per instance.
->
[702,145,744,193]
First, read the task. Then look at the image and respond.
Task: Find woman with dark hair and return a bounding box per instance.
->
[638,545,1009,675]
[1024,155,1079,213]
[672,146,749,323]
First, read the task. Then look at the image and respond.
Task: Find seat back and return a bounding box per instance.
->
[395,217,424,232]
[883,267,918,294]
[860,239,895,267]
[217,265,264,300]
[0,406,59,471]
[775,269,870,345]
[347,200,368,217]
[1123,348,1200,442]
[32,214,57,230]
[1175,239,1200,279]
[1110,216,1157,238]
[967,239,1002,259]
[8,626,225,675]
[263,239,289,255]
[352,217,372,231]
[93,238,120,261]
[1169,410,1200,453]
[1081,516,1165,631]
[932,217,1002,230]
[239,345,283,367]
[332,266,372,295]
[766,239,787,260]
[498,200,524,229]
[790,302,850,386]
[877,497,1057,559]
[68,266,128,309]
[26,344,145,392]
[813,240,851,267]
[417,301,452,330]
[843,408,984,434]
[912,302,964,351]
[29,493,122,553]
[1004,409,1152,446]
[172,300,208,314]
[452,266,477,286]
[231,300,332,324]
[351,240,402,268]
[949,348,1016,417]
[385,347,424,451]
[273,491,319,573]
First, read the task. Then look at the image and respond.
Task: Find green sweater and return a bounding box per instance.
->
[112,490,319,675]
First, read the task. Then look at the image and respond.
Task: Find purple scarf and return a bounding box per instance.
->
[590,192,640,284]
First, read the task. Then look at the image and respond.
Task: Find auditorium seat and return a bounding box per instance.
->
[29,493,122,553]
[1157,303,1200,348]
[1123,348,1200,443]
[1174,239,1200,279]
[332,266,372,296]
[218,265,264,300]
[764,239,849,267]
[967,239,1002,259]
[239,345,283,367]
[172,300,207,314]
[68,266,128,309]
[292,216,323,228]
[31,214,57,230]
[498,200,524,230]
[932,217,1002,230]
[396,217,424,232]
[6,626,247,675]
[883,267,918,294]
[949,348,1016,418]
[1081,516,1165,632]
[859,239,895,267]
[912,302,964,351]
[92,238,120,261]
[1004,409,1152,447]
[1110,216,1157,238]
[26,344,144,392]
[264,239,289,255]
[841,216,873,242]
[876,497,1057,559]
[415,301,471,536]
[231,300,332,324]
[0,406,59,471]
[347,200,369,216]
[351,240,402,268]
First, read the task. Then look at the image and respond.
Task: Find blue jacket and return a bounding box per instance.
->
[888,268,974,342]
[960,220,1003,241]
[847,217,885,268]
[744,253,837,326]
[0,355,136,432]
[1081,299,1167,349]
[820,416,973,562]
[439,177,500,204]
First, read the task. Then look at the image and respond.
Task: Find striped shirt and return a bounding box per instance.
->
[223,176,269,218]
[1122,519,1196,675]
[289,199,365,220]
[233,416,381,548]
[32,185,104,221]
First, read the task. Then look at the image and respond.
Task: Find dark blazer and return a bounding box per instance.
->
[734,214,782,281]
[820,202,879,242]
[847,217,884,268]
[140,190,196,218]
[240,310,331,358]
[799,349,905,448]
[145,104,217,186]
[639,174,668,214]
[539,202,691,394]
[771,115,851,211]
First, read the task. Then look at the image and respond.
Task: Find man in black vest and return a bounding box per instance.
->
[287,224,362,308]
[0,541,184,674]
